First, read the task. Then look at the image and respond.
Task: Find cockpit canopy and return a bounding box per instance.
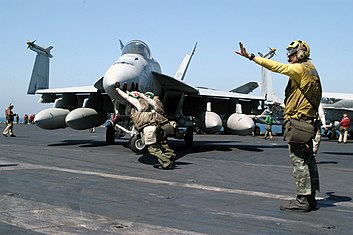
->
[122,40,151,59]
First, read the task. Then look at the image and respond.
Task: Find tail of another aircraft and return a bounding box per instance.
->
[27,42,53,94]
[258,47,282,106]
[260,67,283,105]
[174,42,197,81]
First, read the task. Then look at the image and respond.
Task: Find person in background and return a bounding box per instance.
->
[3,103,16,137]
[29,114,35,124]
[312,104,327,157]
[264,112,273,140]
[23,114,29,124]
[338,113,350,144]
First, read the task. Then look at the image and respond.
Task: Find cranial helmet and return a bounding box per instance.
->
[129,91,140,99]
[145,91,154,99]
[286,40,310,61]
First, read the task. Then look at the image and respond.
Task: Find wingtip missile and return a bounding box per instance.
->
[26,40,53,58]
[259,47,276,59]
[26,40,36,48]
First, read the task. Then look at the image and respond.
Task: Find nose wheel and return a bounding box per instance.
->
[129,135,145,154]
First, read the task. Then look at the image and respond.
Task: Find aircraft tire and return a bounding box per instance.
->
[106,125,115,145]
[129,135,145,154]
[184,127,194,147]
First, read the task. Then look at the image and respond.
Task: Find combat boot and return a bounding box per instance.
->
[308,193,317,210]
[280,195,310,212]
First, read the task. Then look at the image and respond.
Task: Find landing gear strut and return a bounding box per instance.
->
[184,127,194,147]
[106,124,115,145]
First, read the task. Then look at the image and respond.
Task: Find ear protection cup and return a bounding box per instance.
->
[296,49,306,60]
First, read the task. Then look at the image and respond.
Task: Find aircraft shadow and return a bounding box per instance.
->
[322,151,353,157]
[47,138,287,158]
[47,139,128,148]
[318,192,352,208]
[316,161,338,165]
[144,140,288,159]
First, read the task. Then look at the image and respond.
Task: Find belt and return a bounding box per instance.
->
[299,117,314,124]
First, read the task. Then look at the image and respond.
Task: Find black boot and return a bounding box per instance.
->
[308,193,317,210]
[280,195,310,212]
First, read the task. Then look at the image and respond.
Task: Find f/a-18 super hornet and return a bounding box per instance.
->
[27,40,266,152]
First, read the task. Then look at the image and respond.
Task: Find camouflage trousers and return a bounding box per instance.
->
[288,141,320,195]
[147,139,175,168]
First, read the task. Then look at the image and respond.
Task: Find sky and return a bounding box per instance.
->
[1,0,353,117]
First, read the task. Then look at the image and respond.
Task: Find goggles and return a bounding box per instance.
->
[286,48,298,57]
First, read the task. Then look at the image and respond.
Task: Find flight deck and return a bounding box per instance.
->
[1,124,353,234]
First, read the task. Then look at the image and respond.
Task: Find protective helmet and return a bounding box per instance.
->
[129,91,140,99]
[286,40,310,60]
[145,91,154,99]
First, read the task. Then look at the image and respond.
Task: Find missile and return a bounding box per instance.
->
[34,108,70,129]
[258,47,276,59]
[26,40,53,58]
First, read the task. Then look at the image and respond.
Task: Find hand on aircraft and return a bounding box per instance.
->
[235,42,252,59]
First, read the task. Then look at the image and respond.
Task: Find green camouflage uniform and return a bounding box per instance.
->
[131,98,174,169]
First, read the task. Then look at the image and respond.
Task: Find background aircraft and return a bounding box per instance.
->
[321,92,353,138]
[27,40,266,152]
[249,47,284,135]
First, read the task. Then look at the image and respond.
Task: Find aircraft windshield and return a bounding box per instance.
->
[122,40,151,59]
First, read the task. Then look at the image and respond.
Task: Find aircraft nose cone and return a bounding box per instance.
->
[103,63,139,100]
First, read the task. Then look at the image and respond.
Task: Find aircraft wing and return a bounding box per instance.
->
[152,71,198,95]
[197,87,264,100]
[229,82,259,94]
[322,92,353,101]
[36,85,98,94]
[35,86,99,103]
[153,71,264,100]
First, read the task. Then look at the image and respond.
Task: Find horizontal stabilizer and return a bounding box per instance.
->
[230,82,259,94]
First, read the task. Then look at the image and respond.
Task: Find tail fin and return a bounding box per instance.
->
[27,42,53,94]
[174,42,197,81]
[260,67,282,105]
[258,47,282,105]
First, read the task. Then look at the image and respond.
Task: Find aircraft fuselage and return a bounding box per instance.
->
[103,40,162,103]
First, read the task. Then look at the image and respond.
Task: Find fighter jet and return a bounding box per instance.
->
[321,92,353,138]
[27,40,265,152]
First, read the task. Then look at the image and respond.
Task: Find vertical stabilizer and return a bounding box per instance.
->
[174,42,197,81]
[260,67,282,104]
[27,41,53,94]
[259,47,282,105]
